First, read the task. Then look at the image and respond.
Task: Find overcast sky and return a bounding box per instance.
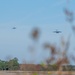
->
[0,0,75,64]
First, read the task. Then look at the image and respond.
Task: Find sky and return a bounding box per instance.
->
[0,0,75,64]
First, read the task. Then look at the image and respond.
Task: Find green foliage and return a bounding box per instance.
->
[33,72,38,75]
[8,57,19,70]
[40,62,45,67]
[0,60,7,70]
[0,57,19,70]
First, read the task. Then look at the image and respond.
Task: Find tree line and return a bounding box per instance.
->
[0,57,19,70]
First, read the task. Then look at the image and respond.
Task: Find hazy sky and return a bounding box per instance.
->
[0,0,75,64]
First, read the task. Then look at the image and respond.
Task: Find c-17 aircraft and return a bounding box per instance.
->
[53,30,62,33]
[12,27,16,29]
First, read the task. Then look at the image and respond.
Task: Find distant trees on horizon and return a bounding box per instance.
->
[0,57,19,70]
